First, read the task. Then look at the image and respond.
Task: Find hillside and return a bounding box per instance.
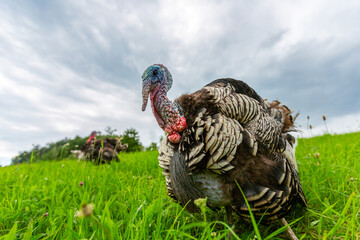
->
[0,133,359,239]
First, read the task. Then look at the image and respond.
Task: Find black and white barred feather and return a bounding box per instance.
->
[158,78,306,223]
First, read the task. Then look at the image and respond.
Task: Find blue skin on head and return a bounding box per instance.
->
[142,64,186,143]
[142,64,172,91]
[142,64,173,112]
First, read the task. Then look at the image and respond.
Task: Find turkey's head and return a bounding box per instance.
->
[142,64,187,143]
[86,131,96,144]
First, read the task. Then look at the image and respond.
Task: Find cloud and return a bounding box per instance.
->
[296,112,360,138]
[1,0,360,166]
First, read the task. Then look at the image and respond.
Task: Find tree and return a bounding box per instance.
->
[104,126,118,136]
[146,142,158,151]
[121,128,143,152]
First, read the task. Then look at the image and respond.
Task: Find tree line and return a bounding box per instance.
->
[11,127,157,165]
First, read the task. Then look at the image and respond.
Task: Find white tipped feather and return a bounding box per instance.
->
[205,135,216,152]
[188,153,206,167]
[205,126,215,143]
[188,142,204,160]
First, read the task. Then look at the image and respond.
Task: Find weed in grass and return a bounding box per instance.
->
[322,116,329,135]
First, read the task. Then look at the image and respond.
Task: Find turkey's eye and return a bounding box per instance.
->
[152,69,158,76]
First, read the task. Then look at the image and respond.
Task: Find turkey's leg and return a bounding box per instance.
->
[225,206,233,240]
[280,218,299,240]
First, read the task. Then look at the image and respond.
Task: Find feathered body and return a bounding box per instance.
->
[142,64,306,225]
[80,135,128,164]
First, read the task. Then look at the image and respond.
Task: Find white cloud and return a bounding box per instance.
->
[0,140,21,166]
[296,112,360,138]
[0,0,359,166]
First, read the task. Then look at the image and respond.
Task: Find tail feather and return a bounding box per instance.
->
[265,100,298,132]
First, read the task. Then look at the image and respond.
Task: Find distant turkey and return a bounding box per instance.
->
[141,64,307,239]
[80,131,128,164]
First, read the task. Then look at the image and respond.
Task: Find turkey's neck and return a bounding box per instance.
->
[151,84,187,143]
[86,133,96,144]
[151,85,179,132]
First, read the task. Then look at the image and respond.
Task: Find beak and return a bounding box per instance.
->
[142,78,152,111]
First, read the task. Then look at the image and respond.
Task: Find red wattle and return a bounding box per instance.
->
[168,132,181,143]
[164,126,175,135]
[171,116,187,132]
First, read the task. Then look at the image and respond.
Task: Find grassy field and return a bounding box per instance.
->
[0,132,359,239]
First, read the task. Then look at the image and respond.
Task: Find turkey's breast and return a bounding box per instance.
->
[193,171,232,208]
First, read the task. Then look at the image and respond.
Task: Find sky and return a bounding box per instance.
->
[1,0,360,166]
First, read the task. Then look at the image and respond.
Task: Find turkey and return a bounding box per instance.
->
[141,64,307,239]
[79,131,128,164]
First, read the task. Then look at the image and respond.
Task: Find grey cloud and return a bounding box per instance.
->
[1,0,360,165]
[256,41,360,116]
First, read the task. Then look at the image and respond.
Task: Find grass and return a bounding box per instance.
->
[0,132,359,239]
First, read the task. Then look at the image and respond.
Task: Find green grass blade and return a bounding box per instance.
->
[324,192,355,238]
[30,151,34,164]
[235,181,262,240]
[264,217,303,240]
[23,221,33,240]
[211,221,242,240]
[4,223,17,240]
